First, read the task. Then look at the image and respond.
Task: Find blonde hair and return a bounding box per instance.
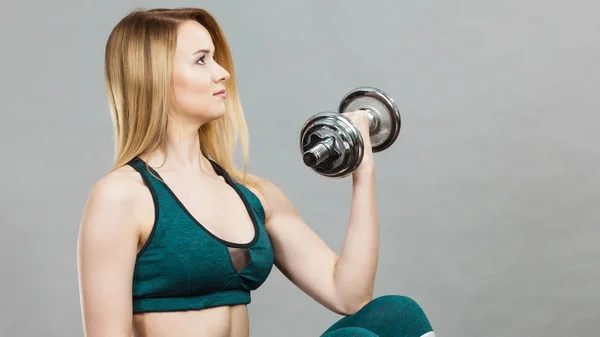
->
[104,7,262,189]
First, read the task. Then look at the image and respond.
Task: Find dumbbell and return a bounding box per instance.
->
[299,86,401,178]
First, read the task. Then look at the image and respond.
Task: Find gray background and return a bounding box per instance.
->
[1,0,598,336]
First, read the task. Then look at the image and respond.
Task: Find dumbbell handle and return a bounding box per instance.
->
[302,109,378,168]
[364,108,379,133]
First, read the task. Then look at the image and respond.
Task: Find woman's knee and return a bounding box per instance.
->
[321,327,379,337]
[323,295,434,337]
[362,295,424,313]
[357,295,434,333]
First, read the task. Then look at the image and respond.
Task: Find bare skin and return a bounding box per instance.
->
[78,19,378,337]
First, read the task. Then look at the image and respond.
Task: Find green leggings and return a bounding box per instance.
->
[320,295,434,337]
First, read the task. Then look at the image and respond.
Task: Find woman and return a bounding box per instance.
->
[77,7,436,337]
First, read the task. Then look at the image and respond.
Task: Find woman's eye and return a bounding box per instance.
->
[196,55,206,65]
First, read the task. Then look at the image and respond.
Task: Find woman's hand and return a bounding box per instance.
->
[341,109,375,178]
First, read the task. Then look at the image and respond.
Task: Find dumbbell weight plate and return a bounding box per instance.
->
[338,86,401,152]
[299,111,364,178]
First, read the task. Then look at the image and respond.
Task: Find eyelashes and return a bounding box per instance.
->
[196,54,218,65]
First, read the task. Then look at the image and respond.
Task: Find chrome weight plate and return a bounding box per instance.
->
[338,86,401,152]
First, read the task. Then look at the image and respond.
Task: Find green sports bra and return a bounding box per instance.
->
[127,157,274,313]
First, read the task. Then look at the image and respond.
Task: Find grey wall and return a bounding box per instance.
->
[1,0,599,336]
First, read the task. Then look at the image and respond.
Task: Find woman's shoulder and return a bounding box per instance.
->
[242,173,290,222]
[77,165,149,307]
[90,164,148,204]
[80,165,151,238]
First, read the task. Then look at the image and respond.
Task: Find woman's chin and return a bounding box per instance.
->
[202,109,226,123]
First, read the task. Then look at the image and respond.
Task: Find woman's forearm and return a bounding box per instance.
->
[333,167,379,313]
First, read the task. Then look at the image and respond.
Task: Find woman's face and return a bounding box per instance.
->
[172,20,230,124]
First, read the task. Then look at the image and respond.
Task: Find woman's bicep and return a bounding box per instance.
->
[77,177,139,337]
[256,179,346,314]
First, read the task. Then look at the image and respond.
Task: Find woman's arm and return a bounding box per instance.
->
[77,174,141,337]
[333,165,378,312]
[261,110,378,316]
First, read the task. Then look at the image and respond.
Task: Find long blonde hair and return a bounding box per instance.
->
[104,7,262,188]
